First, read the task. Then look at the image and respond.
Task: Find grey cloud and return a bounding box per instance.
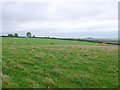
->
[2,0,118,38]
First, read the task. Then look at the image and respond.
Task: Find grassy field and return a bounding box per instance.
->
[2,37,99,45]
[2,37,118,88]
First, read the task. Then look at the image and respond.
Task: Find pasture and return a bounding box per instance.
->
[2,37,118,88]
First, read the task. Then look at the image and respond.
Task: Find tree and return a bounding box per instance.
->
[26,32,32,37]
[14,33,18,37]
[8,34,13,37]
[33,35,35,38]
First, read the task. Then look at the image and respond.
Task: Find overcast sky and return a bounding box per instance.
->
[1,0,119,38]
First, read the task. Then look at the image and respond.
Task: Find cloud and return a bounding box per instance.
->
[0,0,119,3]
[1,0,118,38]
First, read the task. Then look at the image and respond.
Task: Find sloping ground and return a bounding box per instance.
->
[2,38,118,88]
[2,37,99,45]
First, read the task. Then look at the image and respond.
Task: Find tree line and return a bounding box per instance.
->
[2,32,119,45]
[7,32,34,38]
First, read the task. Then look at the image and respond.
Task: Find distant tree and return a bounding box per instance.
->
[14,33,18,37]
[8,34,13,37]
[26,32,32,37]
[33,35,35,38]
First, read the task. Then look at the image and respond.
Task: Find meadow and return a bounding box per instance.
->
[2,37,118,88]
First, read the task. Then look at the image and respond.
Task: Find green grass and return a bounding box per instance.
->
[2,37,118,88]
[2,37,99,45]
[0,38,2,89]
